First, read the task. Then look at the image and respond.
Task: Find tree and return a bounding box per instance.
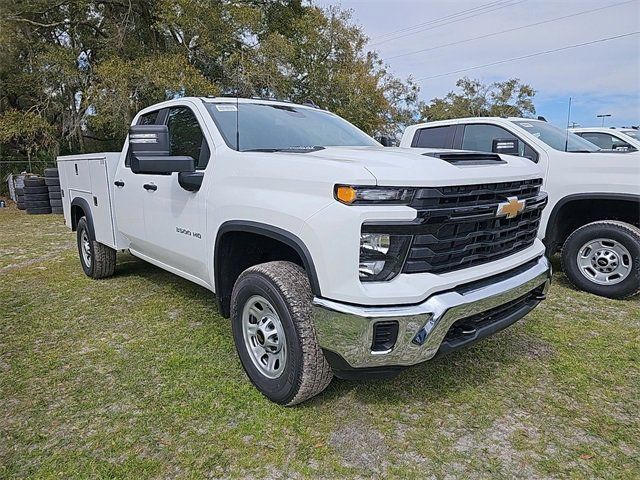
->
[0,1,420,159]
[420,77,536,121]
[0,110,57,168]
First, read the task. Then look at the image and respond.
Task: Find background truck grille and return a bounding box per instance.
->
[402,179,546,274]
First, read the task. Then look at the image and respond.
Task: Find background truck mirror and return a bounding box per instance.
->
[492,138,520,155]
[376,135,395,147]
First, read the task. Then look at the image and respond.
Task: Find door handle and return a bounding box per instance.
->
[143,183,157,191]
[114,180,125,187]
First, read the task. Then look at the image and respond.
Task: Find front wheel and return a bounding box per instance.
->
[230,261,333,405]
[561,220,640,299]
[76,216,116,279]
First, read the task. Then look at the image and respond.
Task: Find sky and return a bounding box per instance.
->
[315,0,640,129]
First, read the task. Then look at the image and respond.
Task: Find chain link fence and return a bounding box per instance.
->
[1,158,54,198]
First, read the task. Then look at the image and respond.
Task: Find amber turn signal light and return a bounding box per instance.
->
[335,185,357,204]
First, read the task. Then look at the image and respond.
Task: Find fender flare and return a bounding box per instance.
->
[70,197,96,239]
[214,220,322,298]
[544,192,640,253]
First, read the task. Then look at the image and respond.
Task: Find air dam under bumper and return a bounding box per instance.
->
[312,256,551,371]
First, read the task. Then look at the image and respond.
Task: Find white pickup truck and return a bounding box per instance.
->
[57,98,551,405]
[401,117,640,299]
[569,127,640,152]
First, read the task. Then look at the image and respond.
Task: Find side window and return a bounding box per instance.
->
[138,110,160,126]
[166,106,210,169]
[462,124,538,162]
[579,132,634,151]
[413,125,455,148]
[126,109,162,167]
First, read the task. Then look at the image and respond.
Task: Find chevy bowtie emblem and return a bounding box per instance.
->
[496,196,526,219]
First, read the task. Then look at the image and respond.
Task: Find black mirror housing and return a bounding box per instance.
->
[377,135,395,147]
[132,155,195,174]
[129,125,196,174]
[492,138,520,155]
[129,125,170,156]
[178,171,204,191]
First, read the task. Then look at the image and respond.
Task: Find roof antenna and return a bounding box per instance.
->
[564,97,572,152]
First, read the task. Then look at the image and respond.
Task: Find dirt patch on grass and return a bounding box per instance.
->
[329,420,388,474]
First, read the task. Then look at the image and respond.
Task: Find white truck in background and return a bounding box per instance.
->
[58,97,551,405]
[570,127,640,152]
[401,117,640,299]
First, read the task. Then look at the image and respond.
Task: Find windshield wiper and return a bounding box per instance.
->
[242,146,325,153]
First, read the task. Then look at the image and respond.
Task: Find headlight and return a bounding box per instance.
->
[359,233,411,282]
[335,185,415,205]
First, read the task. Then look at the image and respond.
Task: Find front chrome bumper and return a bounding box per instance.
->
[312,256,551,369]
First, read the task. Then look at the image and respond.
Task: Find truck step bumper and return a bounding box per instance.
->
[312,256,551,370]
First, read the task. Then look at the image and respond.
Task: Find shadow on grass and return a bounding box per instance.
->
[111,252,554,407]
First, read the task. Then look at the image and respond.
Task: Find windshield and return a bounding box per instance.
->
[512,120,600,152]
[205,102,378,151]
[621,129,639,140]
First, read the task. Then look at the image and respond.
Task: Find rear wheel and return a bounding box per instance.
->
[76,216,116,279]
[562,220,640,299]
[230,261,332,405]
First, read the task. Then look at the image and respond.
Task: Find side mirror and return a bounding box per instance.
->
[178,171,204,191]
[377,135,395,147]
[492,138,520,155]
[129,125,195,174]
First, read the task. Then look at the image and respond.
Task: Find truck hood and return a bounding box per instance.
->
[304,146,544,186]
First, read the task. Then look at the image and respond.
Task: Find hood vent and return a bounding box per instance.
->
[424,152,507,166]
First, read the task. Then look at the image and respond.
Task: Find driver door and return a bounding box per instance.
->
[141,105,211,283]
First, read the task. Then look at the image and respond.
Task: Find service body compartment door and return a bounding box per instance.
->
[87,158,116,247]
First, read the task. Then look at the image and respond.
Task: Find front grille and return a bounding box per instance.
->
[403,179,546,274]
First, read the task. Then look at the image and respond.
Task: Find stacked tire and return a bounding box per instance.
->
[45,168,63,214]
[15,186,26,210]
[24,177,51,215]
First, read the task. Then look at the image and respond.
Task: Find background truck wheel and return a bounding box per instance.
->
[76,216,116,279]
[230,261,333,405]
[561,220,640,299]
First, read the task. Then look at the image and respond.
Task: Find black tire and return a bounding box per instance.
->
[44,167,59,177]
[26,200,51,208]
[49,199,62,207]
[24,185,48,194]
[25,193,49,201]
[561,220,640,299]
[51,207,63,215]
[26,207,52,215]
[17,203,26,210]
[24,177,45,187]
[48,191,62,200]
[44,177,60,186]
[15,187,24,195]
[76,216,116,279]
[231,261,332,406]
[17,194,24,202]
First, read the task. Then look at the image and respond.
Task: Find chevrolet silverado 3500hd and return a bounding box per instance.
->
[57,97,550,405]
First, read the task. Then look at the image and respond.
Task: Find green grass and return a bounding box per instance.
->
[1,205,638,479]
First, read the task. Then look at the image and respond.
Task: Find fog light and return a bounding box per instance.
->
[359,233,411,281]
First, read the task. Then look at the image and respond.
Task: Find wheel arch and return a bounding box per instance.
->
[544,193,640,255]
[214,220,321,318]
[70,197,95,238]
